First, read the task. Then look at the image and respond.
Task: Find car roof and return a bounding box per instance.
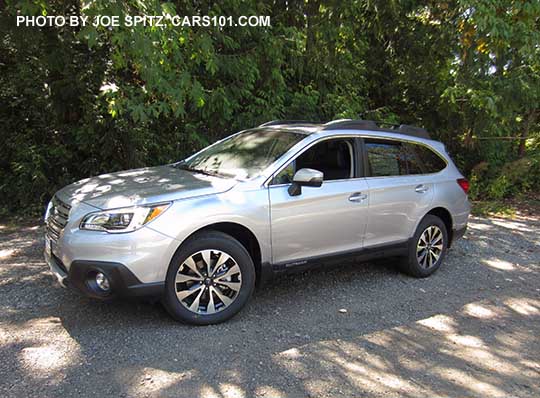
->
[257,119,433,141]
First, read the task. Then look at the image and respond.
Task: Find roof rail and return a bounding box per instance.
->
[323,119,379,130]
[259,120,318,127]
[397,124,430,139]
[322,119,430,139]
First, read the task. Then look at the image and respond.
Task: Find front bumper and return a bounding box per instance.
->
[43,195,179,299]
[45,248,164,299]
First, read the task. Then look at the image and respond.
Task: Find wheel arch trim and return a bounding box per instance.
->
[170,221,272,286]
[413,206,455,246]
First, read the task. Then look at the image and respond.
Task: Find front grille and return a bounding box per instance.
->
[46,196,71,241]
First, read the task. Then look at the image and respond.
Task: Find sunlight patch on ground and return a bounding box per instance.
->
[121,367,193,397]
[490,219,535,232]
[447,334,486,348]
[504,297,540,315]
[417,314,456,332]
[199,384,246,398]
[13,317,81,384]
[281,347,302,359]
[483,258,515,270]
[21,345,72,373]
[254,385,285,397]
[272,296,540,398]
[217,383,246,398]
[0,248,16,259]
[467,221,493,231]
[463,303,498,319]
[432,367,507,397]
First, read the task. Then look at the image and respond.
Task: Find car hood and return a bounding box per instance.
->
[55,165,237,210]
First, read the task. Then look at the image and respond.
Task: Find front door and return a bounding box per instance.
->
[268,138,369,266]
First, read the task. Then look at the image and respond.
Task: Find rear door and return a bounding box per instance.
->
[362,138,435,247]
[268,137,370,265]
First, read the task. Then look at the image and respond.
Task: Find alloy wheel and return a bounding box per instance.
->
[175,249,242,314]
[416,225,444,269]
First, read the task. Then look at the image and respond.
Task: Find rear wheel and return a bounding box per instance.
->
[400,215,448,278]
[163,231,255,325]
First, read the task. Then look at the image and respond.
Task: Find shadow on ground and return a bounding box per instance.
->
[0,216,539,397]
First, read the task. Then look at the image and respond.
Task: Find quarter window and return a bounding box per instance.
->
[414,144,446,173]
[402,143,424,174]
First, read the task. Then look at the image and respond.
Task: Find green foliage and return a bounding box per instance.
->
[469,158,540,200]
[1,0,539,216]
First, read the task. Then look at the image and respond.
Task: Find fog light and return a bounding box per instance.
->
[95,272,110,291]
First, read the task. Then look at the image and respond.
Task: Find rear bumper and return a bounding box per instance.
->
[45,250,164,299]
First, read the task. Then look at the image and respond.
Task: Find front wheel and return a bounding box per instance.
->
[162,231,255,325]
[399,215,448,278]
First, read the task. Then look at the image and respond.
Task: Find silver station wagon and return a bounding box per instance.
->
[44,119,470,324]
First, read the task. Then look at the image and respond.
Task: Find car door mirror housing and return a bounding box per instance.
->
[288,168,324,196]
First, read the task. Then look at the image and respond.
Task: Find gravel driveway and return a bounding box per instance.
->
[1,214,539,398]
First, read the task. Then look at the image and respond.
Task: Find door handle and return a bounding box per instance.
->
[415,184,429,193]
[349,192,368,202]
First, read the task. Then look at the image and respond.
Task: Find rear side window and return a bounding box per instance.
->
[365,139,446,177]
[365,140,406,177]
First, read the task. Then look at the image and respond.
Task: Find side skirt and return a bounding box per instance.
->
[271,240,410,274]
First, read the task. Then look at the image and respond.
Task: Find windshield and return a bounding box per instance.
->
[177,129,305,179]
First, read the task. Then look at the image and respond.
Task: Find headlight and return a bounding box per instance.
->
[80,203,171,233]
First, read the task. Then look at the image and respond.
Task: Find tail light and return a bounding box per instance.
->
[457,178,470,194]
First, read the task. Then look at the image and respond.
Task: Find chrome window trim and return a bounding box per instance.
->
[263,132,449,187]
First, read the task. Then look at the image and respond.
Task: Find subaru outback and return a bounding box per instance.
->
[44,119,470,324]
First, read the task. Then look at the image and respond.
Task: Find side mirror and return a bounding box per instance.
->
[288,168,324,196]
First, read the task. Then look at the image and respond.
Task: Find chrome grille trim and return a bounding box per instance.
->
[46,196,71,241]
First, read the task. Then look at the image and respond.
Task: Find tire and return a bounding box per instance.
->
[162,231,256,325]
[399,215,448,278]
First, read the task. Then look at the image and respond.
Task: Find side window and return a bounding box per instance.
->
[402,143,424,174]
[365,139,406,177]
[274,162,295,184]
[273,139,354,184]
[365,139,447,177]
[414,145,447,173]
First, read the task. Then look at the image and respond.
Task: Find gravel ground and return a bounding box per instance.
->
[0,214,539,398]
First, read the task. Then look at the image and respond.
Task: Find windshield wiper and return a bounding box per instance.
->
[173,163,232,179]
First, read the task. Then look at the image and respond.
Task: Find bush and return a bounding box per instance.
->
[470,157,540,200]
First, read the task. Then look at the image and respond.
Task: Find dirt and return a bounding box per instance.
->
[0,214,539,397]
